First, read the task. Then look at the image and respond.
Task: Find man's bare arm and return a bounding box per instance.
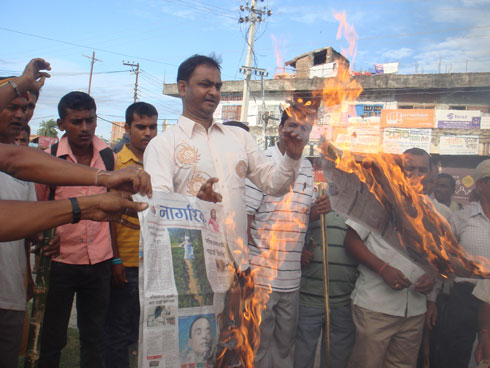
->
[0,58,51,111]
[1,144,152,196]
[344,227,411,290]
[0,192,148,242]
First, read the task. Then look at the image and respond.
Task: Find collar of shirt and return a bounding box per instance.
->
[178,115,224,139]
[469,201,489,221]
[56,134,109,164]
[119,144,142,166]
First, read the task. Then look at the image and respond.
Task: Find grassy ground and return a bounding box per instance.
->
[18,328,138,368]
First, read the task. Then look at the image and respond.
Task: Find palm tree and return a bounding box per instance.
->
[37,119,59,138]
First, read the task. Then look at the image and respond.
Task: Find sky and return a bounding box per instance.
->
[2,0,490,140]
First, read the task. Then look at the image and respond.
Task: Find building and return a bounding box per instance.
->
[163,47,490,203]
[110,121,125,144]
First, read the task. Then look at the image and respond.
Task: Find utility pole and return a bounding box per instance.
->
[83,51,102,95]
[123,61,140,103]
[238,0,272,123]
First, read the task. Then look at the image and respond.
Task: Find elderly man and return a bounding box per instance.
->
[438,159,490,368]
[344,148,447,368]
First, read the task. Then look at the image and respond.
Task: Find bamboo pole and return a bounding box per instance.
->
[318,183,330,362]
[25,228,56,368]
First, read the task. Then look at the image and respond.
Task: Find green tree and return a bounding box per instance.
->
[37,119,59,138]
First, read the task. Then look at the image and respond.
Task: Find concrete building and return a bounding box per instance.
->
[163,47,490,203]
[110,121,125,144]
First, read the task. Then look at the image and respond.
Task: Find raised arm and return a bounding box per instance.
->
[0,58,51,111]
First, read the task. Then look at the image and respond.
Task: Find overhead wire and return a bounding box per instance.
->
[0,27,178,67]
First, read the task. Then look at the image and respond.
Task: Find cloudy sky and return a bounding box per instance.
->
[2,0,490,139]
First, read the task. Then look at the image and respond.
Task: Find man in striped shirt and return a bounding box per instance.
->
[246,106,330,368]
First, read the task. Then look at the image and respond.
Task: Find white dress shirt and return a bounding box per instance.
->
[449,202,490,284]
[144,116,301,270]
[346,219,432,317]
[473,279,490,304]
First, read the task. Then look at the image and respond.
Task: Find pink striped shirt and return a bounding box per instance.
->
[36,135,114,265]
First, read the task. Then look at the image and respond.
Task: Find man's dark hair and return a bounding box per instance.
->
[58,91,96,119]
[437,172,456,190]
[223,120,249,132]
[177,54,221,83]
[402,147,432,169]
[189,316,211,338]
[125,102,158,126]
[21,124,30,137]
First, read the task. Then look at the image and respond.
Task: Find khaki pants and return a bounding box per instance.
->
[348,305,425,368]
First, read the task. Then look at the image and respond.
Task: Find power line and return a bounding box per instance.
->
[0,27,178,67]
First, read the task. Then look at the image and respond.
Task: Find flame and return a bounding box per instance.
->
[333,11,358,65]
[271,34,286,74]
[217,191,308,366]
[320,144,490,278]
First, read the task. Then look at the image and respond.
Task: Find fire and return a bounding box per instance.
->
[271,34,286,74]
[334,10,358,64]
[320,143,490,278]
[217,192,308,366]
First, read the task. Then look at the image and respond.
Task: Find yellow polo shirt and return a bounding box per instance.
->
[115,144,141,267]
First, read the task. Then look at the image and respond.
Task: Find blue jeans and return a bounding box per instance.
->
[294,304,356,368]
[104,267,140,368]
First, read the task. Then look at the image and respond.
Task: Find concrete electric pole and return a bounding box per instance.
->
[83,51,102,95]
[238,0,272,123]
[123,61,140,103]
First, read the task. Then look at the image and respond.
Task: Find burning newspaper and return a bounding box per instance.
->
[319,141,490,279]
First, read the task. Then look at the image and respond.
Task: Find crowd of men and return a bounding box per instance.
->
[0,55,489,368]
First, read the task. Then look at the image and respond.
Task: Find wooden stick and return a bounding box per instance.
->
[25,227,56,368]
[318,183,331,361]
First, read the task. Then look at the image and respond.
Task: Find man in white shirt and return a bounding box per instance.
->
[344,148,441,368]
[144,54,308,270]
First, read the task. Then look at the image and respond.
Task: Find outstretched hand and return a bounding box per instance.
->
[97,165,152,198]
[80,191,148,229]
[17,58,51,93]
[197,178,223,203]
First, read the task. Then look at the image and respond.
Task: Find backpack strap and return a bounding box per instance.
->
[99,147,115,172]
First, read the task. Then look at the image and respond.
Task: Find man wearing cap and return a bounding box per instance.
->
[437,159,490,368]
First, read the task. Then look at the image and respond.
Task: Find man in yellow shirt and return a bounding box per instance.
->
[105,102,158,368]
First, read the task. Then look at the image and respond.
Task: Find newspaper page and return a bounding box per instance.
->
[135,192,234,368]
[320,158,437,274]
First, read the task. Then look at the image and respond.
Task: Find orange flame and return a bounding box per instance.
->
[320,144,490,278]
[217,191,309,366]
[271,34,286,74]
[334,11,358,65]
